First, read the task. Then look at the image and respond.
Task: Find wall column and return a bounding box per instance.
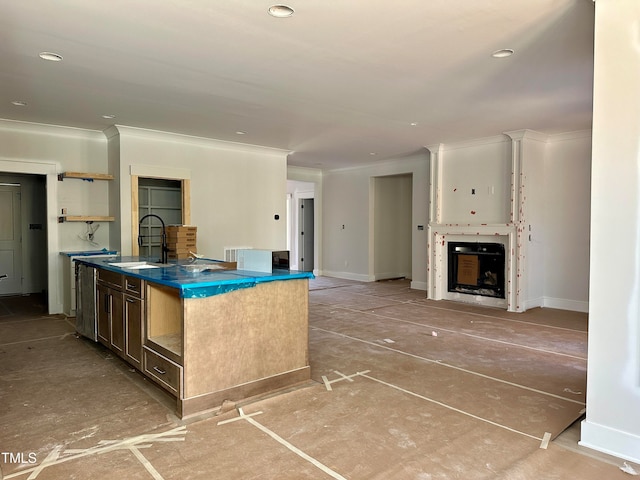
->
[580,0,640,463]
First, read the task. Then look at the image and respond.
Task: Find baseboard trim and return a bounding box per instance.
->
[523,296,543,311]
[372,271,410,282]
[543,297,589,313]
[322,270,371,282]
[580,419,640,464]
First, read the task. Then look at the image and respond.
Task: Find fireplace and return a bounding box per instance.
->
[447,242,505,299]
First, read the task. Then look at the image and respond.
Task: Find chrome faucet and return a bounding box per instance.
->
[138,214,168,264]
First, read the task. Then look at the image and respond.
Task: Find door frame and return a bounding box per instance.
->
[0,184,22,294]
[286,181,315,272]
[0,159,59,313]
[298,198,315,272]
[130,175,191,255]
[370,173,413,281]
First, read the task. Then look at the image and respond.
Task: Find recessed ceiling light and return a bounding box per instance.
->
[39,51,63,62]
[102,114,116,119]
[410,122,418,126]
[235,131,246,135]
[11,100,27,106]
[492,49,514,58]
[369,152,377,156]
[268,5,294,17]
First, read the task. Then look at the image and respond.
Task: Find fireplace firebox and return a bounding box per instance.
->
[447,242,505,298]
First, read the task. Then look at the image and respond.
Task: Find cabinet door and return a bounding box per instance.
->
[97,283,111,347]
[124,295,143,369]
[110,291,125,355]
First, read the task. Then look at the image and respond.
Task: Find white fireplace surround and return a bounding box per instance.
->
[426,130,546,312]
[428,226,516,310]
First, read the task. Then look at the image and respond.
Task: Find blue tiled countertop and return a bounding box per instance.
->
[74,256,314,299]
[60,249,118,257]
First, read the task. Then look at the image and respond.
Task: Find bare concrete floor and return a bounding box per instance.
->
[1,280,638,479]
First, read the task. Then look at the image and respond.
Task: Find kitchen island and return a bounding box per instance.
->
[75,256,313,418]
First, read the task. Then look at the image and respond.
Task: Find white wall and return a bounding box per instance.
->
[0,120,108,313]
[543,131,591,312]
[322,151,429,288]
[113,126,289,259]
[581,0,640,463]
[440,137,511,224]
[430,131,591,312]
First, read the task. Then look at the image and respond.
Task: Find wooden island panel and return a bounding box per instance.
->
[180,279,310,416]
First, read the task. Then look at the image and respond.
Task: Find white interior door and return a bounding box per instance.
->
[299,198,314,272]
[0,185,22,295]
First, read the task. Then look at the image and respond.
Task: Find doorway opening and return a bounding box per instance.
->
[372,174,413,281]
[131,176,190,255]
[0,174,47,297]
[299,198,314,272]
[286,180,315,273]
[137,178,182,259]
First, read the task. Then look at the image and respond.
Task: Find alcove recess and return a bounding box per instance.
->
[57,172,115,223]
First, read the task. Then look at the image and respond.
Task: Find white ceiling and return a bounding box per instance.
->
[0,0,595,169]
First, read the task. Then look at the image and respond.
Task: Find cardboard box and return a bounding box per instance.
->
[457,254,479,286]
[167,240,197,248]
[167,232,197,240]
[166,225,197,241]
[166,225,197,233]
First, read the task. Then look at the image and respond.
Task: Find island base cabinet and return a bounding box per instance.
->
[82,261,312,420]
[143,347,182,397]
[96,283,110,347]
[179,279,311,418]
[109,293,125,355]
[96,283,124,355]
[125,296,144,369]
[96,270,144,371]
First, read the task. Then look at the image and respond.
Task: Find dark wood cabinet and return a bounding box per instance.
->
[96,270,144,371]
[110,292,125,355]
[96,282,111,346]
[124,294,144,369]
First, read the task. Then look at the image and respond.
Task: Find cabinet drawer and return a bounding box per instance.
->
[124,276,144,298]
[143,347,181,396]
[97,269,123,289]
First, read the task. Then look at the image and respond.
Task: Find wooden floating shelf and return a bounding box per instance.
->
[58,215,115,223]
[58,172,114,181]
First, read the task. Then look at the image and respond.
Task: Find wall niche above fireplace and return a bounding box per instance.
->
[447,242,505,299]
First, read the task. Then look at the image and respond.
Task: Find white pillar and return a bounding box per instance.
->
[580,0,640,463]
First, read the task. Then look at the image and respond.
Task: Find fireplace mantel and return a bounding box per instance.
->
[427,224,519,310]
[426,130,547,312]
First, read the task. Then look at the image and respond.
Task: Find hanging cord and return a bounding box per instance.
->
[78,222,100,246]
